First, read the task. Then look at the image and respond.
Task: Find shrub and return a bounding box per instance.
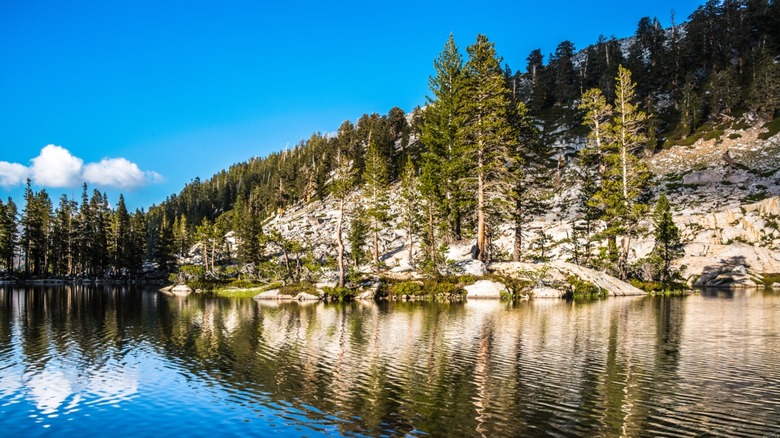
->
[278,282,317,296]
[321,286,355,302]
[565,275,604,298]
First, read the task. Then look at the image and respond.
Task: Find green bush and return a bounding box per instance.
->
[758,117,780,140]
[565,275,604,298]
[422,279,465,299]
[388,281,425,297]
[321,286,355,302]
[228,279,264,289]
[278,282,317,296]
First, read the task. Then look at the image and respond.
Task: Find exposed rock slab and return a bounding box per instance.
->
[254,289,294,300]
[489,261,646,297]
[463,280,506,299]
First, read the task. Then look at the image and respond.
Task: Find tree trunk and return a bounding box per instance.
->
[407,225,414,265]
[513,196,522,261]
[428,202,435,268]
[372,225,379,269]
[203,242,209,273]
[336,198,345,288]
[477,168,486,262]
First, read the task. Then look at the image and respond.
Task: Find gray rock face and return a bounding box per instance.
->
[453,259,487,276]
[464,280,506,299]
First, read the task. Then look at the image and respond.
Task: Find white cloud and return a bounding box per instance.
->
[0,161,30,187]
[0,145,163,190]
[83,157,162,190]
[30,144,84,187]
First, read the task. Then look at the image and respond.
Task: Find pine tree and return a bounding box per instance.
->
[398,156,421,265]
[155,212,175,273]
[0,198,18,273]
[21,181,53,276]
[751,47,780,117]
[363,133,391,269]
[652,193,683,283]
[235,200,263,272]
[112,194,131,276]
[331,144,355,288]
[421,33,467,242]
[679,74,703,138]
[590,66,651,278]
[550,40,578,104]
[51,194,75,276]
[461,34,518,261]
[347,205,369,268]
[128,210,146,277]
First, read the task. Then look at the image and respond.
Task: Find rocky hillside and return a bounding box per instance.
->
[263,118,780,289]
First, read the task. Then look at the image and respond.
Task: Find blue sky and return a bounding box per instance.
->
[0,0,703,211]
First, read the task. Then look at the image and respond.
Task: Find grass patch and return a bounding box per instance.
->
[742,191,768,203]
[730,119,751,131]
[382,276,469,300]
[758,117,780,140]
[728,133,742,140]
[213,280,283,297]
[278,282,317,296]
[630,279,687,294]
[761,273,780,287]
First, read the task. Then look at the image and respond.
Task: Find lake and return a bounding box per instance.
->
[1,286,779,436]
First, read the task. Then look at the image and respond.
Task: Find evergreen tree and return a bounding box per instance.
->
[51,194,75,276]
[679,73,703,138]
[398,156,421,265]
[651,193,683,283]
[421,33,467,242]
[550,40,578,104]
[112,194,131,276]
[331,145,355,288]
[128,210,146,277]
[155,212,175,273]
[347,205,369,268]
[363,133,391,268]
[590,66,651,278]
[233,195,263,271]
[461,34,518,261]
[21,181,53,276]
[0,198,18,273]
[419,152,447,274]
[751,47,780,117]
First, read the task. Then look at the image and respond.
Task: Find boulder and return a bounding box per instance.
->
[683,169,723,185]
[355,289,376,300]
[464,280,506,299]
[772,282,780,289]
[532,286,564,298]
[171,284,193,296]
[453,259,487,276]
[254,289,294,300]
[295,292,320,301]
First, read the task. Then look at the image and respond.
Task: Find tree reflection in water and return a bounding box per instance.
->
[0,286,778,437]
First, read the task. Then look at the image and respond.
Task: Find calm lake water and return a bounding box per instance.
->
[1,286,779,437]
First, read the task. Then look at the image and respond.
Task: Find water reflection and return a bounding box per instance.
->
[1,286,779,436]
